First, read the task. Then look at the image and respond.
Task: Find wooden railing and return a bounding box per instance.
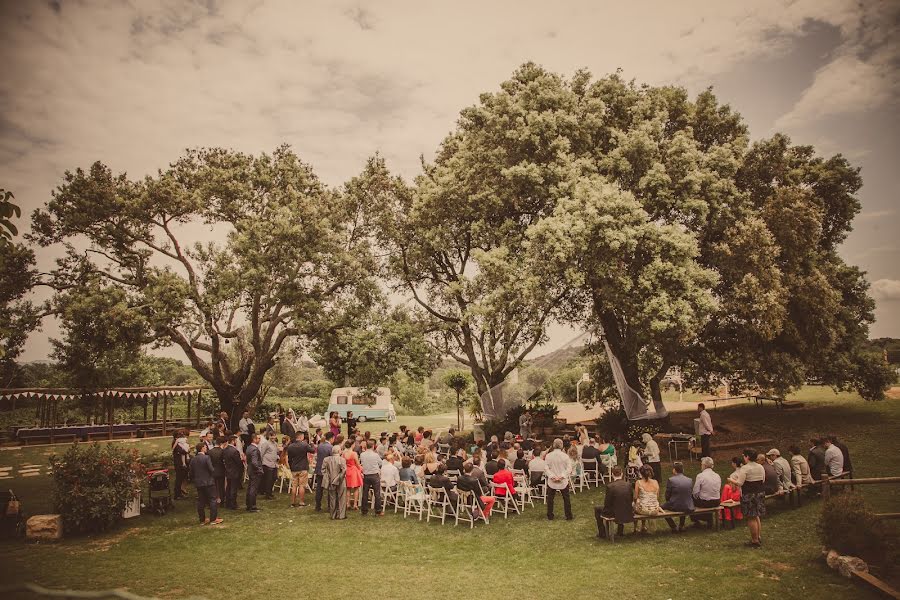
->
[822,476,900,519]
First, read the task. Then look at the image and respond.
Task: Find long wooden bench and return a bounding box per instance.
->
[690,438,774,458]
[600,506,722,541]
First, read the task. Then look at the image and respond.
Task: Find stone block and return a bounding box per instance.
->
[26,514,63,542]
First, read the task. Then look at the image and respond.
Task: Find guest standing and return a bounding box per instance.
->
[222,435,243,509]
[360,441,384,516]
[641,433,662,483]
[698,403,714,458]
[190,442,222,525]
[314,432,334,512]
[344,440,364,511]
[260,432,280,499]
[287,432,313,507]
[172,429,191,500]
[323,445,347,520]
[545,439,573,521]
[207,437,227,505]
[245,433,263,512]
[731,448,766,547]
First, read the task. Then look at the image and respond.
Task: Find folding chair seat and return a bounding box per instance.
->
[400,481,426,520]
[426,487,456,525]
[490,481,520,518]
[581,458,600,488]
[455,490,482,528]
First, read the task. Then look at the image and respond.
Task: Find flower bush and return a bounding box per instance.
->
[49,443,144,535]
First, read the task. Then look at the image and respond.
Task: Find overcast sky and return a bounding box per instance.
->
[2,0,898,362]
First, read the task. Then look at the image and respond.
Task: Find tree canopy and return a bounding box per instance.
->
[31,145,381,426]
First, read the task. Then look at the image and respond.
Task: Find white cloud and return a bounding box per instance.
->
[871,279,900,301]
[775,2,900,129]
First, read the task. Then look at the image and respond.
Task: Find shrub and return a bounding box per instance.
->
[50,443,144,535]
[818,491,898,569]
[595,404,629,440]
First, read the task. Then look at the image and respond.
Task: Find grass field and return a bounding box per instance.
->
[0,388,897,600]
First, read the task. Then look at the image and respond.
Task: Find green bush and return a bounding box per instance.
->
[50,443,144,535]
[595,404,629,440]
[818,491,898,570]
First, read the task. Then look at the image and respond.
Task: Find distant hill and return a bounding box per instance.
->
[522,344,587,372]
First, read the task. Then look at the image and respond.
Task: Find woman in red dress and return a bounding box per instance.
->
[343,439,363,510]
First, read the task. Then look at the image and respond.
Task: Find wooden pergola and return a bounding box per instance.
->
[0,386,207,442]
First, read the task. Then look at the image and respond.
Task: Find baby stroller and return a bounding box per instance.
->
[0,489,26,538]
[147,469,173,515]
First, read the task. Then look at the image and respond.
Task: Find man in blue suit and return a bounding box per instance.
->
[662,462,695,533]
[190,442,222,525]
[314,431,334,512]
[245,433,263,512]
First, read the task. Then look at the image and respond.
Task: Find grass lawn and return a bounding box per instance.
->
[0,388,897,600]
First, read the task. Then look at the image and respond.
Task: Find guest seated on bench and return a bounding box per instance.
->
[595,466,632,539]
[823,436,845,478]
[633,465,662,533]
[662,461,694,533]
[808,438,827,481]
[765,448,794,492]
[788,445,813,487]
[758,453,780,495]
[690,457,722,529]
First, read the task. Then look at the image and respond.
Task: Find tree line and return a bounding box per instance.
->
[1,63,895,429]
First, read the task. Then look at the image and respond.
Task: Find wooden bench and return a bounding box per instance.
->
[690,438,774,457]
[600,506,722,541]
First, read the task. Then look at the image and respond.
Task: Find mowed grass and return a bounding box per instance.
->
[0,389,897,600]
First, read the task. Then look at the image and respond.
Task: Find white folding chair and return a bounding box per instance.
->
[437,443,451,460]
[530,472,547,504]
[490,481,520,518]
[600,454,616,484]
[446,469,461,484]
[275,464,292,494]
[381,481,399,512]
[455,490,481,528]
[400,481,426,520]
[511,469,534,510]
[581,458,600,488]
[426,487,456,525]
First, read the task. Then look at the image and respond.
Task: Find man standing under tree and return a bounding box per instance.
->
[698,403,713,459]
[222,435,243,509]
[545,438,573,521]
[190,442,222,525]
[208,437,227,505]
[245,433,263,512]
[314,432,334,512]
[287,432,313,507]
[359,441,384,516]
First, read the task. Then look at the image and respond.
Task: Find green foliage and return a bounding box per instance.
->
[50,280,152,390]
[32,146,380,424]
[442,369,470,403]
[595,403,630,440]
[49,443,143,535]
[818,492,898,569]
[313,306,439,387]
[0,238,39,383]
[848,351,896,401]
[0,188,20,244]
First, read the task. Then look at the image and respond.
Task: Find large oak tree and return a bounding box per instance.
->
[32,145,378,427]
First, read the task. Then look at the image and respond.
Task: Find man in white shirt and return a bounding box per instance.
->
[690,456,722,528]
[698,403,714,458]
[544,439,573,521]
[238,411,254,448]
[380,454,400,492]
[528,448,547,486]
[359,441,384,516]
[766,448,795,492]
[259,432,280,500]
[823,437,844,477]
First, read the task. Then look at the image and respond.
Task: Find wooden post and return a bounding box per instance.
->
[196,390,202,428]
[49,396,55,444]
[108,392,114,440]
[143,396,148,421]
[822,478,830,500]
[162,392,168,437]
[187,390,192,424]
[152,394,158,422]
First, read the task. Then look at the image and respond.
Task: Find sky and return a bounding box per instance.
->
[1,0,898,362]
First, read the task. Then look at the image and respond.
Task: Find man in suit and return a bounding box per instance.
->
[662,462,695,532]
[314,431,334,512]
[581,438,600,462]
[470,456,490,495]
[245,433,263,512]
[222,435,243,509]
[190,442,222,525]
[595,466,633,538]
[457,462,496,520]
[207,437,227,505]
